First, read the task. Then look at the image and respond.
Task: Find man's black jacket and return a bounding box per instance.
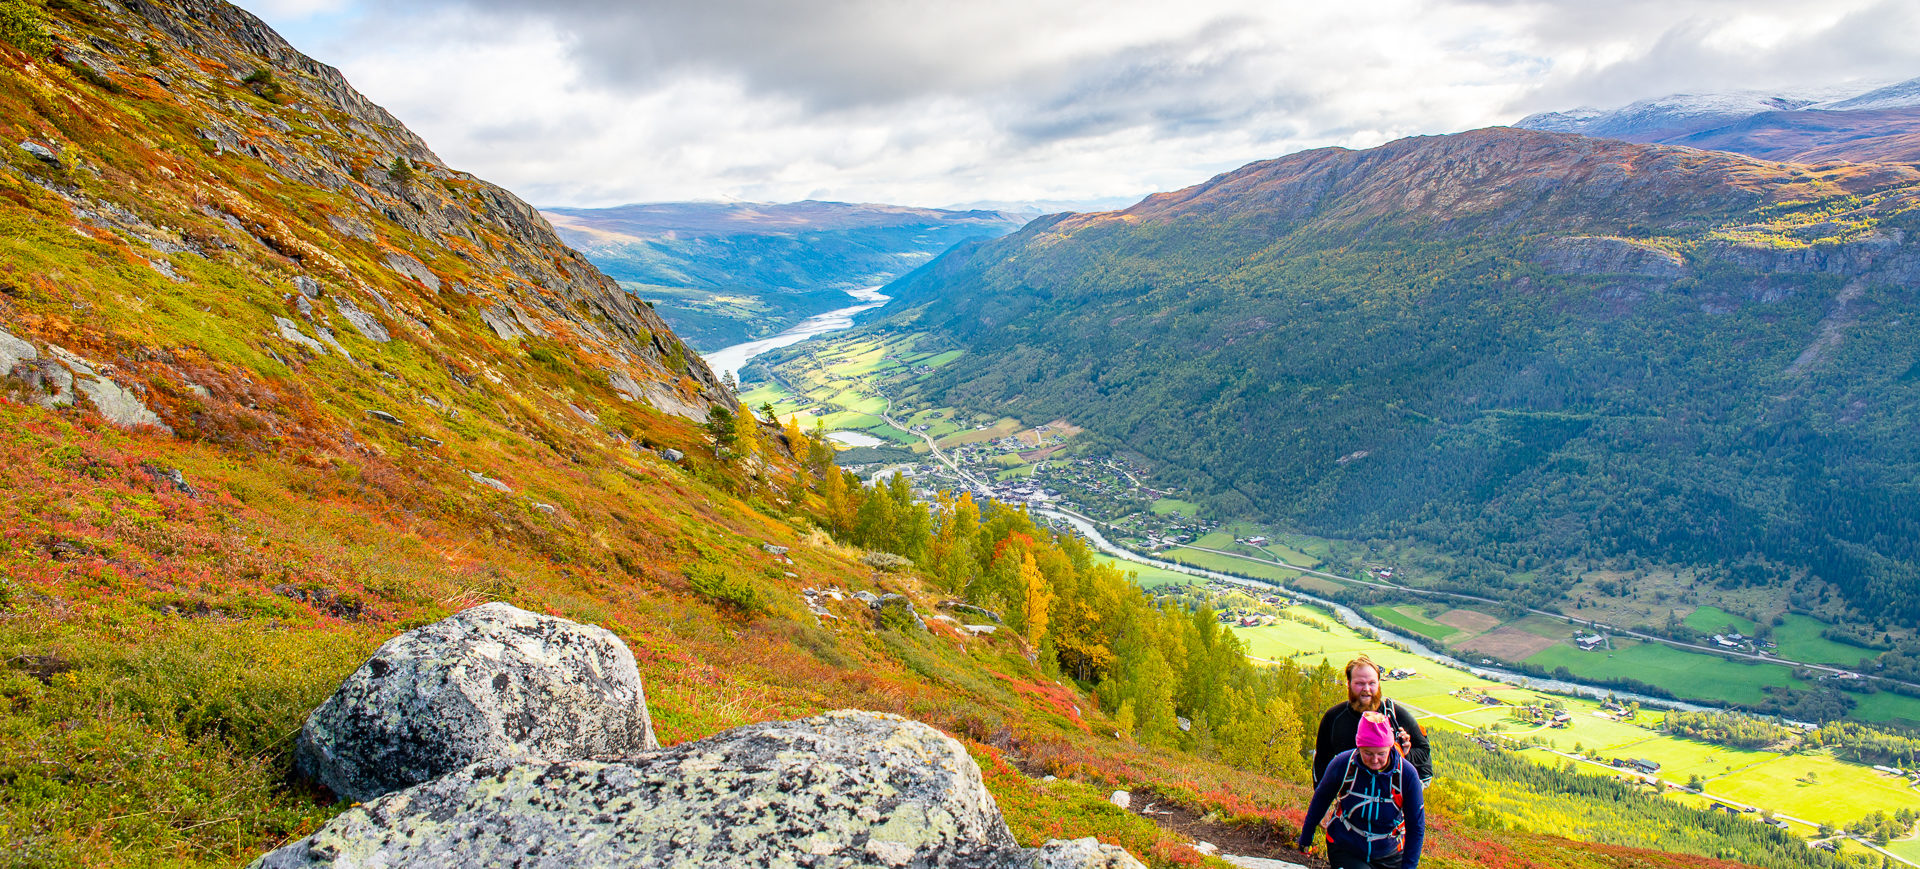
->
[1312,699,1433,783]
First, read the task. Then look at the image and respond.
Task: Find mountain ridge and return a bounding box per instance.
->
[1515,76,1920,163]
[879,125,1920,625]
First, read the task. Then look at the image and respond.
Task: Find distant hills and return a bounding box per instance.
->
[1516,76,1920,162]
[879,126,1920,624]
[544,201,1027,350]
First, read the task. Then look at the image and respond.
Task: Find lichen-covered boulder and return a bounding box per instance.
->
[257,710,1138,868]
[293,602,656,803]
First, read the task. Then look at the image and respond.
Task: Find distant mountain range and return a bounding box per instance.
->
[544,201,1027,350]
[1516,76,1920,163]
[878,126,1920,625]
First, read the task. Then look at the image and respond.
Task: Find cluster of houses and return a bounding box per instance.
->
[1575,633,1606,651]
[1513,704,1575,728]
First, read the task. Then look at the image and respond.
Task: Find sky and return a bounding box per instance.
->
[237,0,1920,211]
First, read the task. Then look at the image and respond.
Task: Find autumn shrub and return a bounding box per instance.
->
[683,559,767,615]
[0,0,50,56]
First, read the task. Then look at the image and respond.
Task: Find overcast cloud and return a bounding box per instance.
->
[239,0,1919,209]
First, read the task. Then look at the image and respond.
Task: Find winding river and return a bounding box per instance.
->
[700,286,890,383]
[1035,507,1711,712]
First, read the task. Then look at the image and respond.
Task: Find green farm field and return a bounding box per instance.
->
[1772,613,1881,667]
[1524,640,1796,706]
[1366,605,1460,643]
[1230,605,1920,839]
[1150,498,1200,517]
[1163,546,1302,583]
[1099,555,1194,588]
[1682,605,1755,636]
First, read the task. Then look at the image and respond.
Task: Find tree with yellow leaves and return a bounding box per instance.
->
[1019,550,1052,647]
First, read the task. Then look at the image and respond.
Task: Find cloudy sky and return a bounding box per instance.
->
[240,0,1918,210]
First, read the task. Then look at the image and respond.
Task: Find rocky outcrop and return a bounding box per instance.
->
[262,607,1144,868]
[293,603,657,803]
[259,711,1141,869]
[1,327,170,433]
[1533,236,1688,279]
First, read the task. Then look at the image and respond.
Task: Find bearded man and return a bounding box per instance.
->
[1312,655,1431,784]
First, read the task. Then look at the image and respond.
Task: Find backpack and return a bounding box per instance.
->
[1330,748,1405,860]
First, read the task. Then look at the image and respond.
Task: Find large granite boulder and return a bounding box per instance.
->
[257,710,1141,868]
[293,603,657,803]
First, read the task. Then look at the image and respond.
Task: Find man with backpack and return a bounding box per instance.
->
[1313,655,1432,784]
[1298,710,1426,869]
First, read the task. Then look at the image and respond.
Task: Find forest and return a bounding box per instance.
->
[877,133,1920,627]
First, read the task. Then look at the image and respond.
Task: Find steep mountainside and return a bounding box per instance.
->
[545,200,1026,349]
[881,127,1920,623]
[0,3,1871,869]
[1515,77,1920,162]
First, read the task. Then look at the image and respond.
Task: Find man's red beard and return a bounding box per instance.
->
[1348,693,1382,712]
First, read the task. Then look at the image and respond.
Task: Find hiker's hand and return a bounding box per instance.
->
[1397,727,1412,754]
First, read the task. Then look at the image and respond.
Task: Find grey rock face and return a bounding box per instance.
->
[19,140,59,166]
[661,448,685,462]
[275,317,327,353]
[260,710,1127,869]
[332,296,390,343]
[293,603,657,803]
[1534,236,1687,279]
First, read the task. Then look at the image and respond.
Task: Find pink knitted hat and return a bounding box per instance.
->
[1356,711,1394,748]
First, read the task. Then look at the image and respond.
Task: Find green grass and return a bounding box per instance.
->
[1848,689,1920,727]
[1237,606,1920,839]
[1160,546,1301,583]
[1095,555,1193,588]
[1149,498,1199,517]
[1770,613,1879,667]
[1682,605,1755,636]
[1365,605,1460,643]
[1703,752,1920,828]
[1524,640,1796,706]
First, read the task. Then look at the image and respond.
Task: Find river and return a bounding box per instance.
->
[1034,507,1711,712]
[700,286,891,383]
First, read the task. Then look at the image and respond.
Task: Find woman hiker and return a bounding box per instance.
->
[1297,710,1425,869]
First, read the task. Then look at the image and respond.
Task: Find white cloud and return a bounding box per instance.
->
[231,0,1920,209]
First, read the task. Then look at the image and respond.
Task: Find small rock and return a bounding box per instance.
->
[365,409,402,426]
[964,624,998,635]
[1032,837,1149,869]
[532,502,556,514]
[142,464,196,497]
[661,448,685,462]
[466,470,510,492]
[762,544,789,556]
[568,403,599,425]
[1194,840,1218,855]
[292,602,657,803]
[274,317,326,354]
[1109,790,1131,810]
[19,140,59,167]
[853,591,881,605]
[1177,716,1192,733]
[294,275,322,298]
[872,594,927,631]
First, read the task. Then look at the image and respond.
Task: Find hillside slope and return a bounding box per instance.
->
[0,3,1860,869]
[881,127,1920,624]
[545,200,1026,350]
